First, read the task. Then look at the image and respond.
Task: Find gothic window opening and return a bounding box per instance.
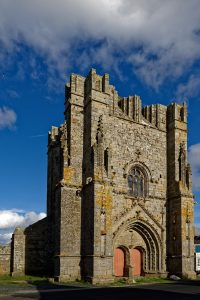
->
[128,167,146,198]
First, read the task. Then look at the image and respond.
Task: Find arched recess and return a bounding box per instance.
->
[114,247,126,277]
[113,219,162,274]
[131,247,144,276]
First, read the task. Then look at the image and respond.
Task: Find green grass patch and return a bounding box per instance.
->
[0,275,178,288]
[0,275,49,286]
[135,277,172,284]
[111,276,173,286]
[111,278,128,286]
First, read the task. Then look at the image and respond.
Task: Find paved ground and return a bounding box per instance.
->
[1,281,200,300]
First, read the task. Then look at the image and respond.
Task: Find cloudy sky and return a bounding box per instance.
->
[0,0,200,244]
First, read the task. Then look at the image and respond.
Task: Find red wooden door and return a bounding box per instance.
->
[114,248,125,276]
[131,248,142,276]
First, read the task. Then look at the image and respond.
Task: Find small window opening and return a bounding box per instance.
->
[104,148,109,175]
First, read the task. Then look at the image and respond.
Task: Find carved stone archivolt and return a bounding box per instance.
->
[113,218,162,272]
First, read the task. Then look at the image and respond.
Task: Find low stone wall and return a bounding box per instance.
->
[0,244,11,274]
[0,218,51,277]
[24,217,52,275]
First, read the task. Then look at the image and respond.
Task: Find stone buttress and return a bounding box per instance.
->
[166,103,196,278]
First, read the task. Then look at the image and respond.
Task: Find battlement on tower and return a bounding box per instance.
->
[167,102,187,124]
[64,69,188,134]
[65,69,113,98]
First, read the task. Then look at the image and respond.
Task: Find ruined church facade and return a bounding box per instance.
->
[3,69,196,282]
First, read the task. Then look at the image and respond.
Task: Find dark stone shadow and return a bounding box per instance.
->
[80,74,95,281]
[11,283,200,300]
[9,279,88,299]
[169,279,200,286]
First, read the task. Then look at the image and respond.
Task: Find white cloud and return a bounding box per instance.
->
[0,210,46,230]
[176,74,200,100]
[0,0,200,89]
[0,107,17,130]
[0,210,46,244]
[188,143,200,192]
[0,233,12,244]
[0,211,23,229]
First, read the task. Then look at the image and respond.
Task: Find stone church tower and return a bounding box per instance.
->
[9,69,196,282]
[45,69,195,282]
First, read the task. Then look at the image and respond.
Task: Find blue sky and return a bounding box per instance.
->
[0,0,200,243]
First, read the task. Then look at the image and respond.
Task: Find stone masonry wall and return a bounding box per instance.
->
[0,244,11,274]
[24,217,51,275]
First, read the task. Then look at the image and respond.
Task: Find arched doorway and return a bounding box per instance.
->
[113,220,162,276]
[114,248,125,277]
[131,248,142,276]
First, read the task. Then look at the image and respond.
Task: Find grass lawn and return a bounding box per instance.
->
[111,276,173,286]
[0,274,199,288]
[0,274,49,286]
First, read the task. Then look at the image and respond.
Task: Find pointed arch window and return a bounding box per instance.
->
[128,167,146,198]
